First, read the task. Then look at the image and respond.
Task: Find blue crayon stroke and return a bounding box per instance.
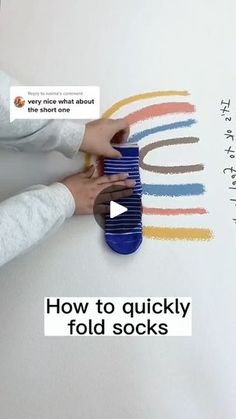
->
[129,119,197,143]
[142,183,205,197]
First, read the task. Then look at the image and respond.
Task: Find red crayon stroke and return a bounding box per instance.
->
[125,102,195,126]
[143,207,207,216]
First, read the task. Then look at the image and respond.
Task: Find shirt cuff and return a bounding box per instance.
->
[48,182,75,218]
[58,120,85,158]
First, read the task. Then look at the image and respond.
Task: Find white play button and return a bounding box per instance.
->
[110,201,128,219]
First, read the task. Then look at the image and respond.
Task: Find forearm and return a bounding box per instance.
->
[0,183,75,267]
[0,71,85,158]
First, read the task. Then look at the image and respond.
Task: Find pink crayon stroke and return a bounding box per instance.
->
[125,102,195,125]
[143,207,207,216]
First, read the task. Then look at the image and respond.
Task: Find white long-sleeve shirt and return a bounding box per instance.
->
[0,71,85,267]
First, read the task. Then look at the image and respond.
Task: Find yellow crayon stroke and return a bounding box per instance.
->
[143,226,213,241]
[103,90,190,118]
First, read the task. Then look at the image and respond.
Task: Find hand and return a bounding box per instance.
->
[61,166,135,215]
[80,118,130,159]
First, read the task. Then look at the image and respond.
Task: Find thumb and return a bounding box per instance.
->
[111,118,129,133]
[82,165,95,178]
[104,145,122,159]
[110,118,130,144]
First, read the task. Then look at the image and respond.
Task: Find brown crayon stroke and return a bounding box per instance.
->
[139,137,204,174]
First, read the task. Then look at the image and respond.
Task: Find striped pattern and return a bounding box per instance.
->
[104,145,142,249]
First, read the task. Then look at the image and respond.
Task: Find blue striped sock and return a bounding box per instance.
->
[104,144,142,255]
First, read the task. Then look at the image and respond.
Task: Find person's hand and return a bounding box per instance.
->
[61,165,135,215]
[80,118,130,159]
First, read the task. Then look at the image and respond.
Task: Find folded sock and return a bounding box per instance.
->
[104,144,142,255]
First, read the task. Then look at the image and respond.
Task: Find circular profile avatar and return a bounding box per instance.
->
[14,96,25,108]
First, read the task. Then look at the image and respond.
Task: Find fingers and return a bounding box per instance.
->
[111,118,130,144]
[98,188,133,203]
[97,179,135,194]
[111,118,129,133]
[112,129,130,145]
[82,165,95,178]
[97,172,136,188]
[96,185,131,203]
[93,204,110,214]
[121,124,130,142]
[121,179,136,188]
[97,172,129,184]
[105,146,122,159]
[102,118,130,159]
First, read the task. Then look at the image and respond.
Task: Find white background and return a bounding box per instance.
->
[0,1,236,418]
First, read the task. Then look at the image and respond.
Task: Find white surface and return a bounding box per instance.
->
[0,1,236,418]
